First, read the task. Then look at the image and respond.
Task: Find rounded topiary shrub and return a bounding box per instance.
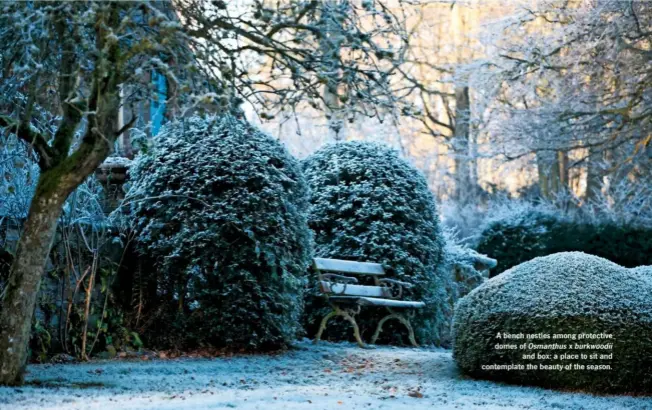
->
[633,265,652,284]
[130,115,312,351]
[477,208,652,277]
[453,252,652,393]
[476,208,559,276]
[303,141,446,345]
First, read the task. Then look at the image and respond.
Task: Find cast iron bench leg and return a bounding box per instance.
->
[314,310,337,344]
[371,308,419,347]
[314,304,369,349]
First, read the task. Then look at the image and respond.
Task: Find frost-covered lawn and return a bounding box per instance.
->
[1,341,650,410]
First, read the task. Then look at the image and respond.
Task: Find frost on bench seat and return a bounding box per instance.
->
[328,296,426,308]
[319,281,391,298]
[313,257,424,348]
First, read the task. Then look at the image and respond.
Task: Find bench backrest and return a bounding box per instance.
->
[313,258,385,276]
[314,258,392,298]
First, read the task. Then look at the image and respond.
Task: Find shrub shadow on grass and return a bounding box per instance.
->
[26,378,112,389]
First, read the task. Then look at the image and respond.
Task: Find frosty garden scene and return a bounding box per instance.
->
[0,0,651,409]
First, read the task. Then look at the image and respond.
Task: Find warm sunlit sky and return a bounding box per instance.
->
[246,0,537,201]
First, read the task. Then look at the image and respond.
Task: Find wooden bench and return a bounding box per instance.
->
[312,257,425,348]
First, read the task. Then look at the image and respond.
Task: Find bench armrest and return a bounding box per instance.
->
[378,278,413,299]
[321,274,359,284]
[378,279,413,288]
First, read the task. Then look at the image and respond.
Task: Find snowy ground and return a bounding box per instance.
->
[1,340,650,410]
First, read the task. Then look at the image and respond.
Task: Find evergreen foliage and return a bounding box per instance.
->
[633,265,652,284]
[303,141,446,345]
[453,252,652,393]
[437,230,495,346]
[130,115,312,351]
[477,208,652,276]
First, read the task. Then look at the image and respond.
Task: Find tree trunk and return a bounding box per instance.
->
[0,142,112,384]
[537,150,568,200]
[585,146,603,201]
[0,2,121,385]
[319,1,346,142]
[324,85,346,142]
[453,85,476,203]
[559,151,569,188]
[0,174,68,385]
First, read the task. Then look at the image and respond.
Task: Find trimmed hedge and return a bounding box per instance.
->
[303,141,446,345]
[477,209,652,276]
[453,252,652,393]
[130,115,312,351]
[633,265,652,284]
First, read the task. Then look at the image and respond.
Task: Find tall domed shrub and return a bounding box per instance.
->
[303,141,446,344]
[130,115,312,351]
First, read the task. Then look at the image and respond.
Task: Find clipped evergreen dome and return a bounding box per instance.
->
[453,252,652,393]
[303,141,446,344]
[130,115,312,351]
[633,265,652,284]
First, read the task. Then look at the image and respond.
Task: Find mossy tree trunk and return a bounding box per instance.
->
[0,4,123,385]
[0,131,118,385]
[0,173,69,384]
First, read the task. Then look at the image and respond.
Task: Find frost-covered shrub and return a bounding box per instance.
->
[440,201,500,245]
[477,207,652,276]
[303,141,446,345]
[633,266,652,284]
[443,231,496,303]
[436,230,495,347]
[453,252,652,393]
[130,115,312,351]
[0,115,41,223]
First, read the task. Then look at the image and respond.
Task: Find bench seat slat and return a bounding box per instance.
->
[328,296,425,308]
[314,258,385,276]
[320,281,392,298]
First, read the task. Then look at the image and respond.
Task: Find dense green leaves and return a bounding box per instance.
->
[130,115,312,351]
[477,209,652,276]
[453,252,652,393]
[303,141,446,345]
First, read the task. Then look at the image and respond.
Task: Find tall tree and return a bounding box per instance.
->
[452,83,475,202]
[479,0,651,200]
[318,1,348,142]
[402,1,491,202]
[0,0,412,385]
